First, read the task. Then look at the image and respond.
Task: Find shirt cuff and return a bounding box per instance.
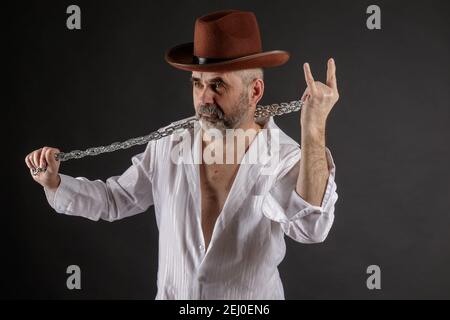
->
[43,173,81,213]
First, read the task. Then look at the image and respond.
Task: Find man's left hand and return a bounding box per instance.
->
[300,58,339,132]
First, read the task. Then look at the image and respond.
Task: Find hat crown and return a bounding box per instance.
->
[193,10,262,59]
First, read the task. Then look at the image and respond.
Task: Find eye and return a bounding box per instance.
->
[212,81,224,91]
[193,81,203,89]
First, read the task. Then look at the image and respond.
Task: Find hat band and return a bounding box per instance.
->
[193,55,231,65]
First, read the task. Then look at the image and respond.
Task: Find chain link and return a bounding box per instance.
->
[54,100,303,162]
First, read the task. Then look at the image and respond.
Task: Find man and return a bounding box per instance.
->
[25,9,339,299]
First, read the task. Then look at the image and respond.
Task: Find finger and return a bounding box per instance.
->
[303,63,317,93]
[40,147,48,169]
[25,154,34,169]
[300,88,310,103]
[32,149,42,168]
[326,58,337,90]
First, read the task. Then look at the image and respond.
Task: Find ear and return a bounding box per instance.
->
[250,78,264,106]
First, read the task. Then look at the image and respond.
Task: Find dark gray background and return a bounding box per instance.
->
[5,0,450,299]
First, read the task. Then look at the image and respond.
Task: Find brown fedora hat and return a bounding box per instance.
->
[165,9,290,72]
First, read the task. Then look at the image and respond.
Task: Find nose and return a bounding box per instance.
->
[198,85,216,106]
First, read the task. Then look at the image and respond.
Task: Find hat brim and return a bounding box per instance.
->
[165,42,290,72]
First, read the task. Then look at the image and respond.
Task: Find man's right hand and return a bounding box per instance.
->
[25,147,61,191]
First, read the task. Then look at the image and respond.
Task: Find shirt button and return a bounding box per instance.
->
[199,245,205,251]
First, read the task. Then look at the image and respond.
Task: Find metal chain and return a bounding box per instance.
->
[48,100,302,164]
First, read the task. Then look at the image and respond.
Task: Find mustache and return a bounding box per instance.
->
[198,104,225,120]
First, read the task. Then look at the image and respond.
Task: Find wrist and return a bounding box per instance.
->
[301,125,326,146]
[47,175,61,192]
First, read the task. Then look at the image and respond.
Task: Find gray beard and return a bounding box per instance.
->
[197,91,249,135]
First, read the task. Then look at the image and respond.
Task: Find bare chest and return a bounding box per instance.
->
[199,163,240,249]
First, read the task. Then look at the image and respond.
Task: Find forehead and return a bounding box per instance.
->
[191,71,239,83]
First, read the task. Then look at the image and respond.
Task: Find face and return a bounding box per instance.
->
[191,71,250,133]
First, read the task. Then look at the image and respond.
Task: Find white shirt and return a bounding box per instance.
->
[44,116,338,300]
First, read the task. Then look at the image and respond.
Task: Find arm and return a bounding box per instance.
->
[43,140,156,222]
[296,58,339,206]
[296,126,329,206]
[261,58,339,243]
[262,146,337,243]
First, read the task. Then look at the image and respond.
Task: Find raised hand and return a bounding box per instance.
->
[300,58,339,131]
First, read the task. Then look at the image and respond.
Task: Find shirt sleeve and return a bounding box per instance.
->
[262,147,338,243]
[43,140,156,222]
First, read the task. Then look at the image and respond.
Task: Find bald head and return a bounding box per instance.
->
[234,68,264,89]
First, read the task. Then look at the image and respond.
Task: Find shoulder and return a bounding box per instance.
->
[266,117,300,158]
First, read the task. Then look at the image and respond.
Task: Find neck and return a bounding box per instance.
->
[201,119,263,165]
